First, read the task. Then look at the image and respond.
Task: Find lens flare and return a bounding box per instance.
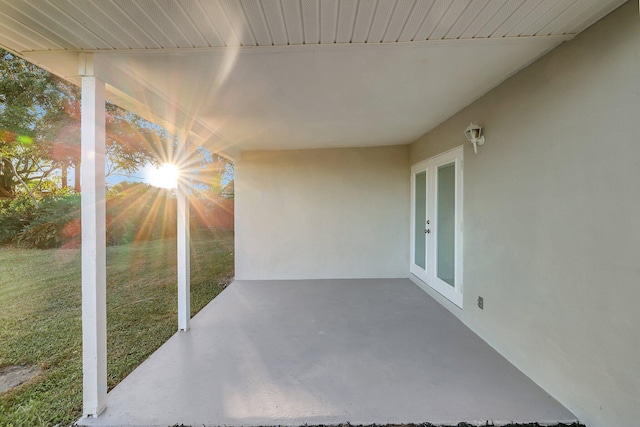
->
[148,163,179,189]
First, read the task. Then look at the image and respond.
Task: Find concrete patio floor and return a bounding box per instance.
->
[78,279,576,427]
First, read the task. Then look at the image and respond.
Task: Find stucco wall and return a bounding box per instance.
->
[410,3,639,427]
[235,146,409,280]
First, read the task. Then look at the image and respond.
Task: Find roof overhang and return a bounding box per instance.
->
[0,0,628,160]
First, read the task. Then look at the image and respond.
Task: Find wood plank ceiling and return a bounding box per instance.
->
[0,0,625,51]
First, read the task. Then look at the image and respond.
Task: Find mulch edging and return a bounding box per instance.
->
[169,423,586,427]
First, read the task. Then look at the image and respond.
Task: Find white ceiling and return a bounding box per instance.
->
[0,0,627,158]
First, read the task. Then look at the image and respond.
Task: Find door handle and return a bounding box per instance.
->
[425,229,431,234]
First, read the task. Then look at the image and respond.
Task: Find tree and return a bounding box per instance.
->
[1,49,165,199]
[192,146,234,198]
[1,49,234,208]
[37,68,165,192]
[0,49,63,204]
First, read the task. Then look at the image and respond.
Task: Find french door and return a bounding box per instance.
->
[410,146,463,307]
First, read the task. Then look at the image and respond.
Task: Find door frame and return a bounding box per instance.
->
[410,146,464,308]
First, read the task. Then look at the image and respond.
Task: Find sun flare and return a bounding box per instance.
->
[148,163,179,189]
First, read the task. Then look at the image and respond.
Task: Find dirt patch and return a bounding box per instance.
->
[0,365,41,393]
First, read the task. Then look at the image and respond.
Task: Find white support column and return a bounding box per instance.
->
[177,130,191,331]
[79,54,107,417]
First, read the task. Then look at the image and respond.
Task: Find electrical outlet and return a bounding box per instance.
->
[477,296,484,310]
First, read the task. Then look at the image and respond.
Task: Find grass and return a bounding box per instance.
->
[0,230,234,427]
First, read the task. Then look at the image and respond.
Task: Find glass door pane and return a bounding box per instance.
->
[414,171,426,269]
[437,163,455,286]
[410,146,462,307]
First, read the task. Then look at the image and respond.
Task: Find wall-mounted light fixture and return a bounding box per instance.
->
[464,123,485,154]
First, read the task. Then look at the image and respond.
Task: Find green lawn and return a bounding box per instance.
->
[0,231,234,427]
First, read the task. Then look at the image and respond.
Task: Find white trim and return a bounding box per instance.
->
[409,274,462,320]
[80,71,107,417]
[410,146,464,308]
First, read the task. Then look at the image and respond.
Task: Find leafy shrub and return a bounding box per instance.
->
[15,221,67,248]
[1,182,219,249]
[106,182,176,245]
[14,193,80,249]
[0,193,39,243]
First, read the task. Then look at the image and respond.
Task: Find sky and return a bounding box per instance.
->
[65,160,232,190]
[108,163,158,186]
[64,162,165,188]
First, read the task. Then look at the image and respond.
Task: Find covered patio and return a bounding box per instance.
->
[2,2,637,427]
[79,279,575,427]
